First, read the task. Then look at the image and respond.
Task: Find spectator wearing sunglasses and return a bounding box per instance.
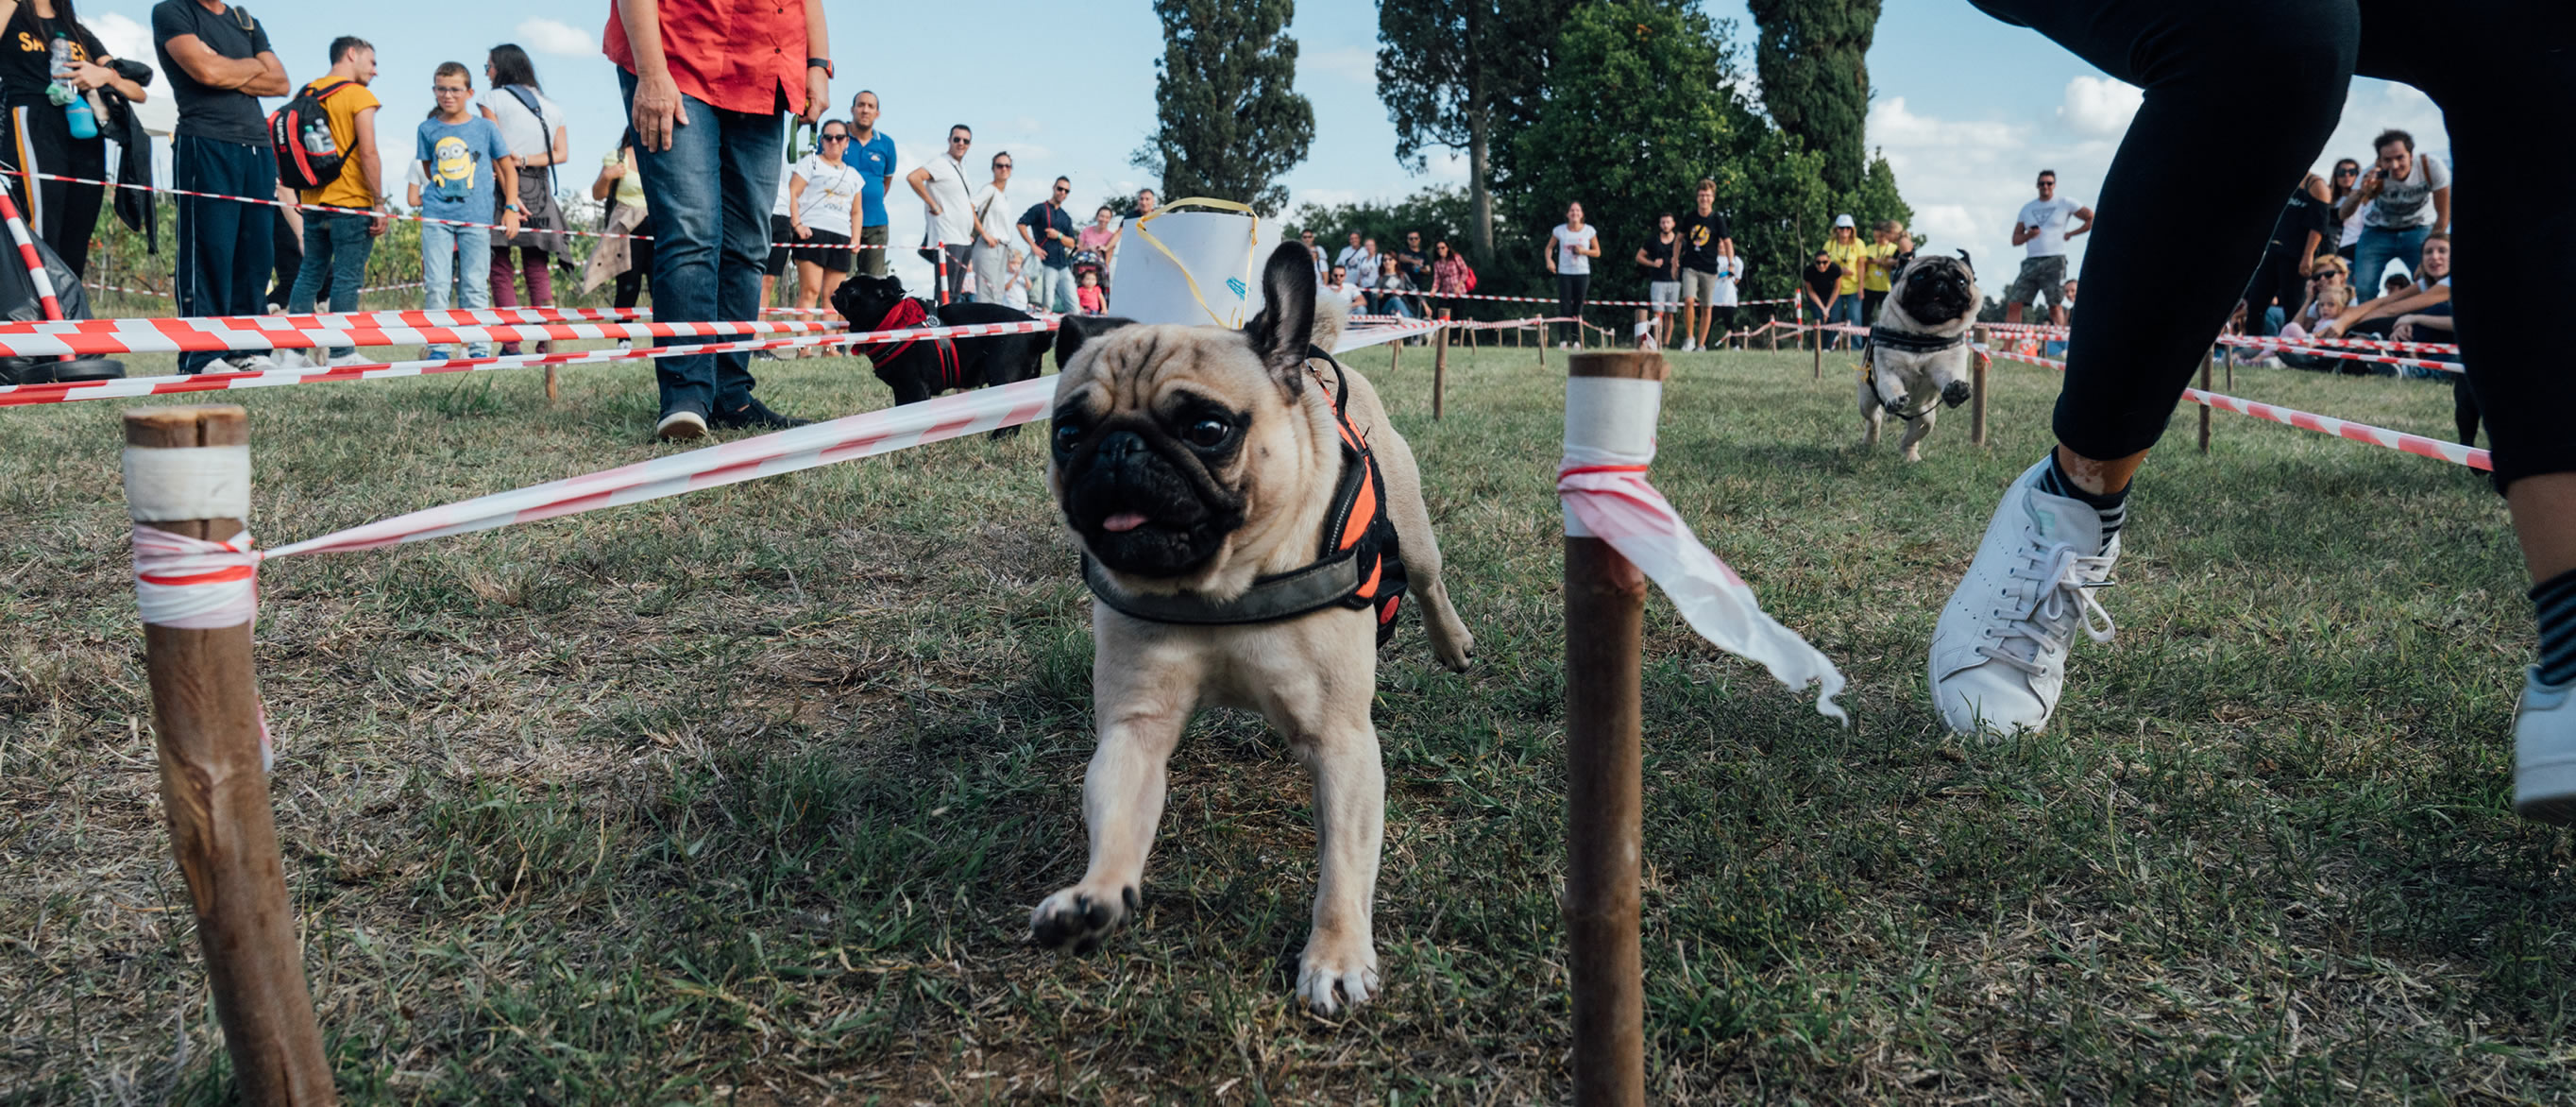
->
[969,150,1014,303]
[906,123,975,300]
[844,90,894,278]
[2329,157,2364,268]
[1018,176,1078,315]
[783,118,865,339]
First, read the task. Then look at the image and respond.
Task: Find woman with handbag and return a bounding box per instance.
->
[476,43,568,353]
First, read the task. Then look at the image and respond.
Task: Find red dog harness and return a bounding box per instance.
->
[859,298,964,389]
[1081,349,1409,647]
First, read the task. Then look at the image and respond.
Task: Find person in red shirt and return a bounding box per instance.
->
[605,0,830,440]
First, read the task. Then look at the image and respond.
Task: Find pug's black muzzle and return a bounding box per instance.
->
[1059,421,1246,576]
[1899,263,1975,327]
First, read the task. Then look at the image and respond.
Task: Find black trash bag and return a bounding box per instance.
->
[0,228,123,384]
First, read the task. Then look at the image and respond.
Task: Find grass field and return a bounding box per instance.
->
[3,336,2569,1104]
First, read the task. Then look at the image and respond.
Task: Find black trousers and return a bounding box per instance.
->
[615,233,653,311]
[1556,272,1588,345]
[0,102,106,278]
[1972,0,2574,489]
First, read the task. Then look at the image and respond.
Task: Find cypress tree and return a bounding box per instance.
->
[1131,0,1315,215]
[1745,0,1880,194]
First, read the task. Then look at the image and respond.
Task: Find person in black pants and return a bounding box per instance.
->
[1544,201,1599,349]
[0,0,149,277]
[1927,0,2576,826]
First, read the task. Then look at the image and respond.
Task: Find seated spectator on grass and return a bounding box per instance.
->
[2322,232,2449,343]
[2382,273,2413,298]
[1374,254,1418,318]
[1324,264,1365,314]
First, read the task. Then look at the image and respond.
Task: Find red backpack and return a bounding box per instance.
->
[268,79,355,191]
[1459,260,1479,293]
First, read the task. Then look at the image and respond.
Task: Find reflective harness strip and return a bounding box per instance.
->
[1081,349,1408,645]
[1861,326,1983,420]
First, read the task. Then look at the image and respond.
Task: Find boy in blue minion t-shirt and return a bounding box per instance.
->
[415,60,518,357]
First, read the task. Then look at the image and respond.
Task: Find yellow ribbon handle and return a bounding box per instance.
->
[1130,196,1263,328]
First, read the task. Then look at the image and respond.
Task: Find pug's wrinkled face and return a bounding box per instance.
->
[831,273,908,327]
[1895,255,1980,329]
[1046,243,1330,586]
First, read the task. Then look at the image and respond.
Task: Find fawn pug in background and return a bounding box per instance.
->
[1032,244,1474,1014]
[1859,253,1983,462]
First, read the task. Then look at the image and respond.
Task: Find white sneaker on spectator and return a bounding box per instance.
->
[327,351,371,367]
[617,338,633,351]
[224,353,280,372]
[1681,337,1700,352]
[2517,668,2576,825]
[269,349,307,369]
[1928,458,2119,739]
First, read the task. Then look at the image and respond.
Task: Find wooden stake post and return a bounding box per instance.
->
[1562,350,1666,1107]
[1432,309,1450,420]
[123,406,337,1106]
[2198,349,2214,453]
[1971,325,1990,448]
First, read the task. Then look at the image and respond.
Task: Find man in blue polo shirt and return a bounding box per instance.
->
[845,89,896,277]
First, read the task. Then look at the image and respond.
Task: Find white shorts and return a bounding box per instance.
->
[1649,281,1682,311]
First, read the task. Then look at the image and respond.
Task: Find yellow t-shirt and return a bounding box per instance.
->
[1862,241,1899,293]
[602,149,646,212]
[1823,236,1870,296]
[295,77,382,210]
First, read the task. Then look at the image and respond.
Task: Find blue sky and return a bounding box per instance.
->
[86,1,2449,292]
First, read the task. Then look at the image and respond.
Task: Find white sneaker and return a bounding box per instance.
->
[269,349,307,369]
[617,338,633,351]
[226,353,280,372]
[1928,458,2119,738]
[1682,338,1701,352]
[2516,668,2576,825]
[328,350,371,366]
[654,409,708,441]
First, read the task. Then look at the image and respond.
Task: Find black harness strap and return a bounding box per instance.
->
[1868,325,1967,353]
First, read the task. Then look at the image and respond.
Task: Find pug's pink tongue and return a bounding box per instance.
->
[1103,512,1149,533]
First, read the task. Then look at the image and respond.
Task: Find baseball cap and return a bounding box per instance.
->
[1832,213,1856,229]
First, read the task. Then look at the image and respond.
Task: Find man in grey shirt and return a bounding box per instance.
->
[2339,128,2450,292]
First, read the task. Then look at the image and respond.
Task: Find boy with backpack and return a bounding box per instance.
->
[416,60,518,359]
[278,36,384,366]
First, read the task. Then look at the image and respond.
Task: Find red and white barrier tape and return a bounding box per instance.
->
[1979,344,2488,470]
[0,304,648,336]
[36,171,653,242]
[1424,290,1793,310]
[1558,374,1846,720]
[2221,339,2461,374]
[0,188,63,322]
[0,317,1057,407]
[0,315,840,358]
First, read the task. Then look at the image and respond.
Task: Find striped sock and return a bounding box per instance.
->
[2033,451,2127,554]
[2534,569,2576,688]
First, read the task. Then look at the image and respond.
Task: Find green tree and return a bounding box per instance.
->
[1508,0,1745,297]
[1746,0,1881,194]
[1131,0,1314,215]
[1374,0,1579,266]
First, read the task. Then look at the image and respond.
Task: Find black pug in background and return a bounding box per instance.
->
[831,274,1050,434]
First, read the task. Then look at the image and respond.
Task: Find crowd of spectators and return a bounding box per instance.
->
[2229,130,2456,383]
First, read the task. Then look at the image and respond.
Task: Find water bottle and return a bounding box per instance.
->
[63,94,95,140]
[46,35,94,139]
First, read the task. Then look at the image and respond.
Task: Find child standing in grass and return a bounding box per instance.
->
[416,61,518,359]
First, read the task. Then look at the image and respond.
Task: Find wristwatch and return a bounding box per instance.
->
[806,57,834,78]
[505,202,524,213]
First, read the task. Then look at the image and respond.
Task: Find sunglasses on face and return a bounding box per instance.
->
[822,134,849,143]
[432,86,468,94]
[993,162,1012,170]
[1053,186,1069,195]
[949,135,971,145]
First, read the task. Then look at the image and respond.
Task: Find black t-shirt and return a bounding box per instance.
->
[1679,211,1730,271]
[151,0,273,145]
[1018,200,1075,267]
[1803,263,1843,302]
[1636,233,1677,283]
[1,6,105,109]
[1394,247,1428,282]
[2265,190,2334,267]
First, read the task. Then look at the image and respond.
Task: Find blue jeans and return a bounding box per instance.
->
[288,209,374,359]
[1031,264,1076,315]
[1828,294,1864,349]
[2351,225,2428,297]
[173,135,276,373]
[621,69,781,418]
[421,221,492,357]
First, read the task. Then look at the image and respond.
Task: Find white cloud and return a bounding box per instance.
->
[2057,76,2142,140]
[1870,96,2025,150]
[1303,45,1377,86]
[1422,150,1469,182]
[517,18,595,58]
[89,11,150,64]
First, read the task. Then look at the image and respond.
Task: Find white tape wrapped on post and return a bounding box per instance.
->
[1557,376,1848,721]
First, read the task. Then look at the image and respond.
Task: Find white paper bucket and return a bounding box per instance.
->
[1109,199,1275,329]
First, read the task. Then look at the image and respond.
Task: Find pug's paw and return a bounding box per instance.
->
[1941,380,1973,409]
[1029,884,1138,955]
[1882,394,1912,416]
[1296,934,1381,1016]
[1432,623,1475,673]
